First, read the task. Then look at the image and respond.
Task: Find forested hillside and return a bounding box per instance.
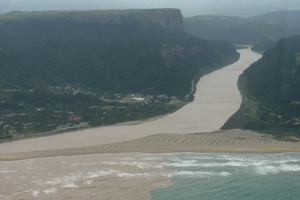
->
[0,9,238,139]
[0,9,237,97]
[223,35,300,138]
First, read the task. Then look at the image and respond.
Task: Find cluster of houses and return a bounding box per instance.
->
[0,86,183,137]
[120,94,152,104]
[101,93,181,104]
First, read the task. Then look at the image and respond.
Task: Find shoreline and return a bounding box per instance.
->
[0,153,172,200]
[0,113,170,145]
[1,129,300,161]
[1,143,299,200]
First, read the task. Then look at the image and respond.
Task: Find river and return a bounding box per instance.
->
[0,48,262,153]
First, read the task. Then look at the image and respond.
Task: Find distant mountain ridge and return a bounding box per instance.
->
[184,15,266,45]
[185,10,300,52]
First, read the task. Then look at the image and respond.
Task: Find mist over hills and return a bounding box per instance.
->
[1,0,300,17]
[185,10,300,52]
[185,15,266,45]
[184,9,300,137]
[0,0,132,14]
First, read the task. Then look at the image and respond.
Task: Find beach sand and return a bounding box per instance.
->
[1,129,300,161]
[1,129,300,200]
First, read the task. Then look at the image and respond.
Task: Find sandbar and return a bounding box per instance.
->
[1,129,300,161]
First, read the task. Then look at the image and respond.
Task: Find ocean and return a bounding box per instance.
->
[1,152,300,199]
[152,153,300,200]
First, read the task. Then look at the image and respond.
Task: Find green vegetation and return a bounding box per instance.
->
[0,9,238,140]
[223,35,300,138]
[0,87,186,140]
[0,9,236,98]
[185,10,300,52]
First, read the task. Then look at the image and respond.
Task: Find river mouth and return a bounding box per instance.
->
[1,49,300,200]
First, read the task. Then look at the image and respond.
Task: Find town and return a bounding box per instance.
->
[0,86,184,140]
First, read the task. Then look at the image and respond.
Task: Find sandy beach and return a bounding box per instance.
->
[1,48,300,200]
[1,129,300,161]
[1,129,300,200]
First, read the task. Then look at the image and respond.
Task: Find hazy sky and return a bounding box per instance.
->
[0,0,300,17]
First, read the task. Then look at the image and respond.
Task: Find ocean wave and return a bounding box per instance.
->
[84,170,116,179]
[32,190,39,198]
[45,173,83,186]
[86,180,94,185]
[256,164,300,175]
[42,187,57,194]
[162,160,199,168]
[120,161,158,169]
[159,153,300,177]
[102,160,165,169]
[61,182,78,189]
[0,170,17,173]
[116,172,150,178]
[172,171,231,178]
